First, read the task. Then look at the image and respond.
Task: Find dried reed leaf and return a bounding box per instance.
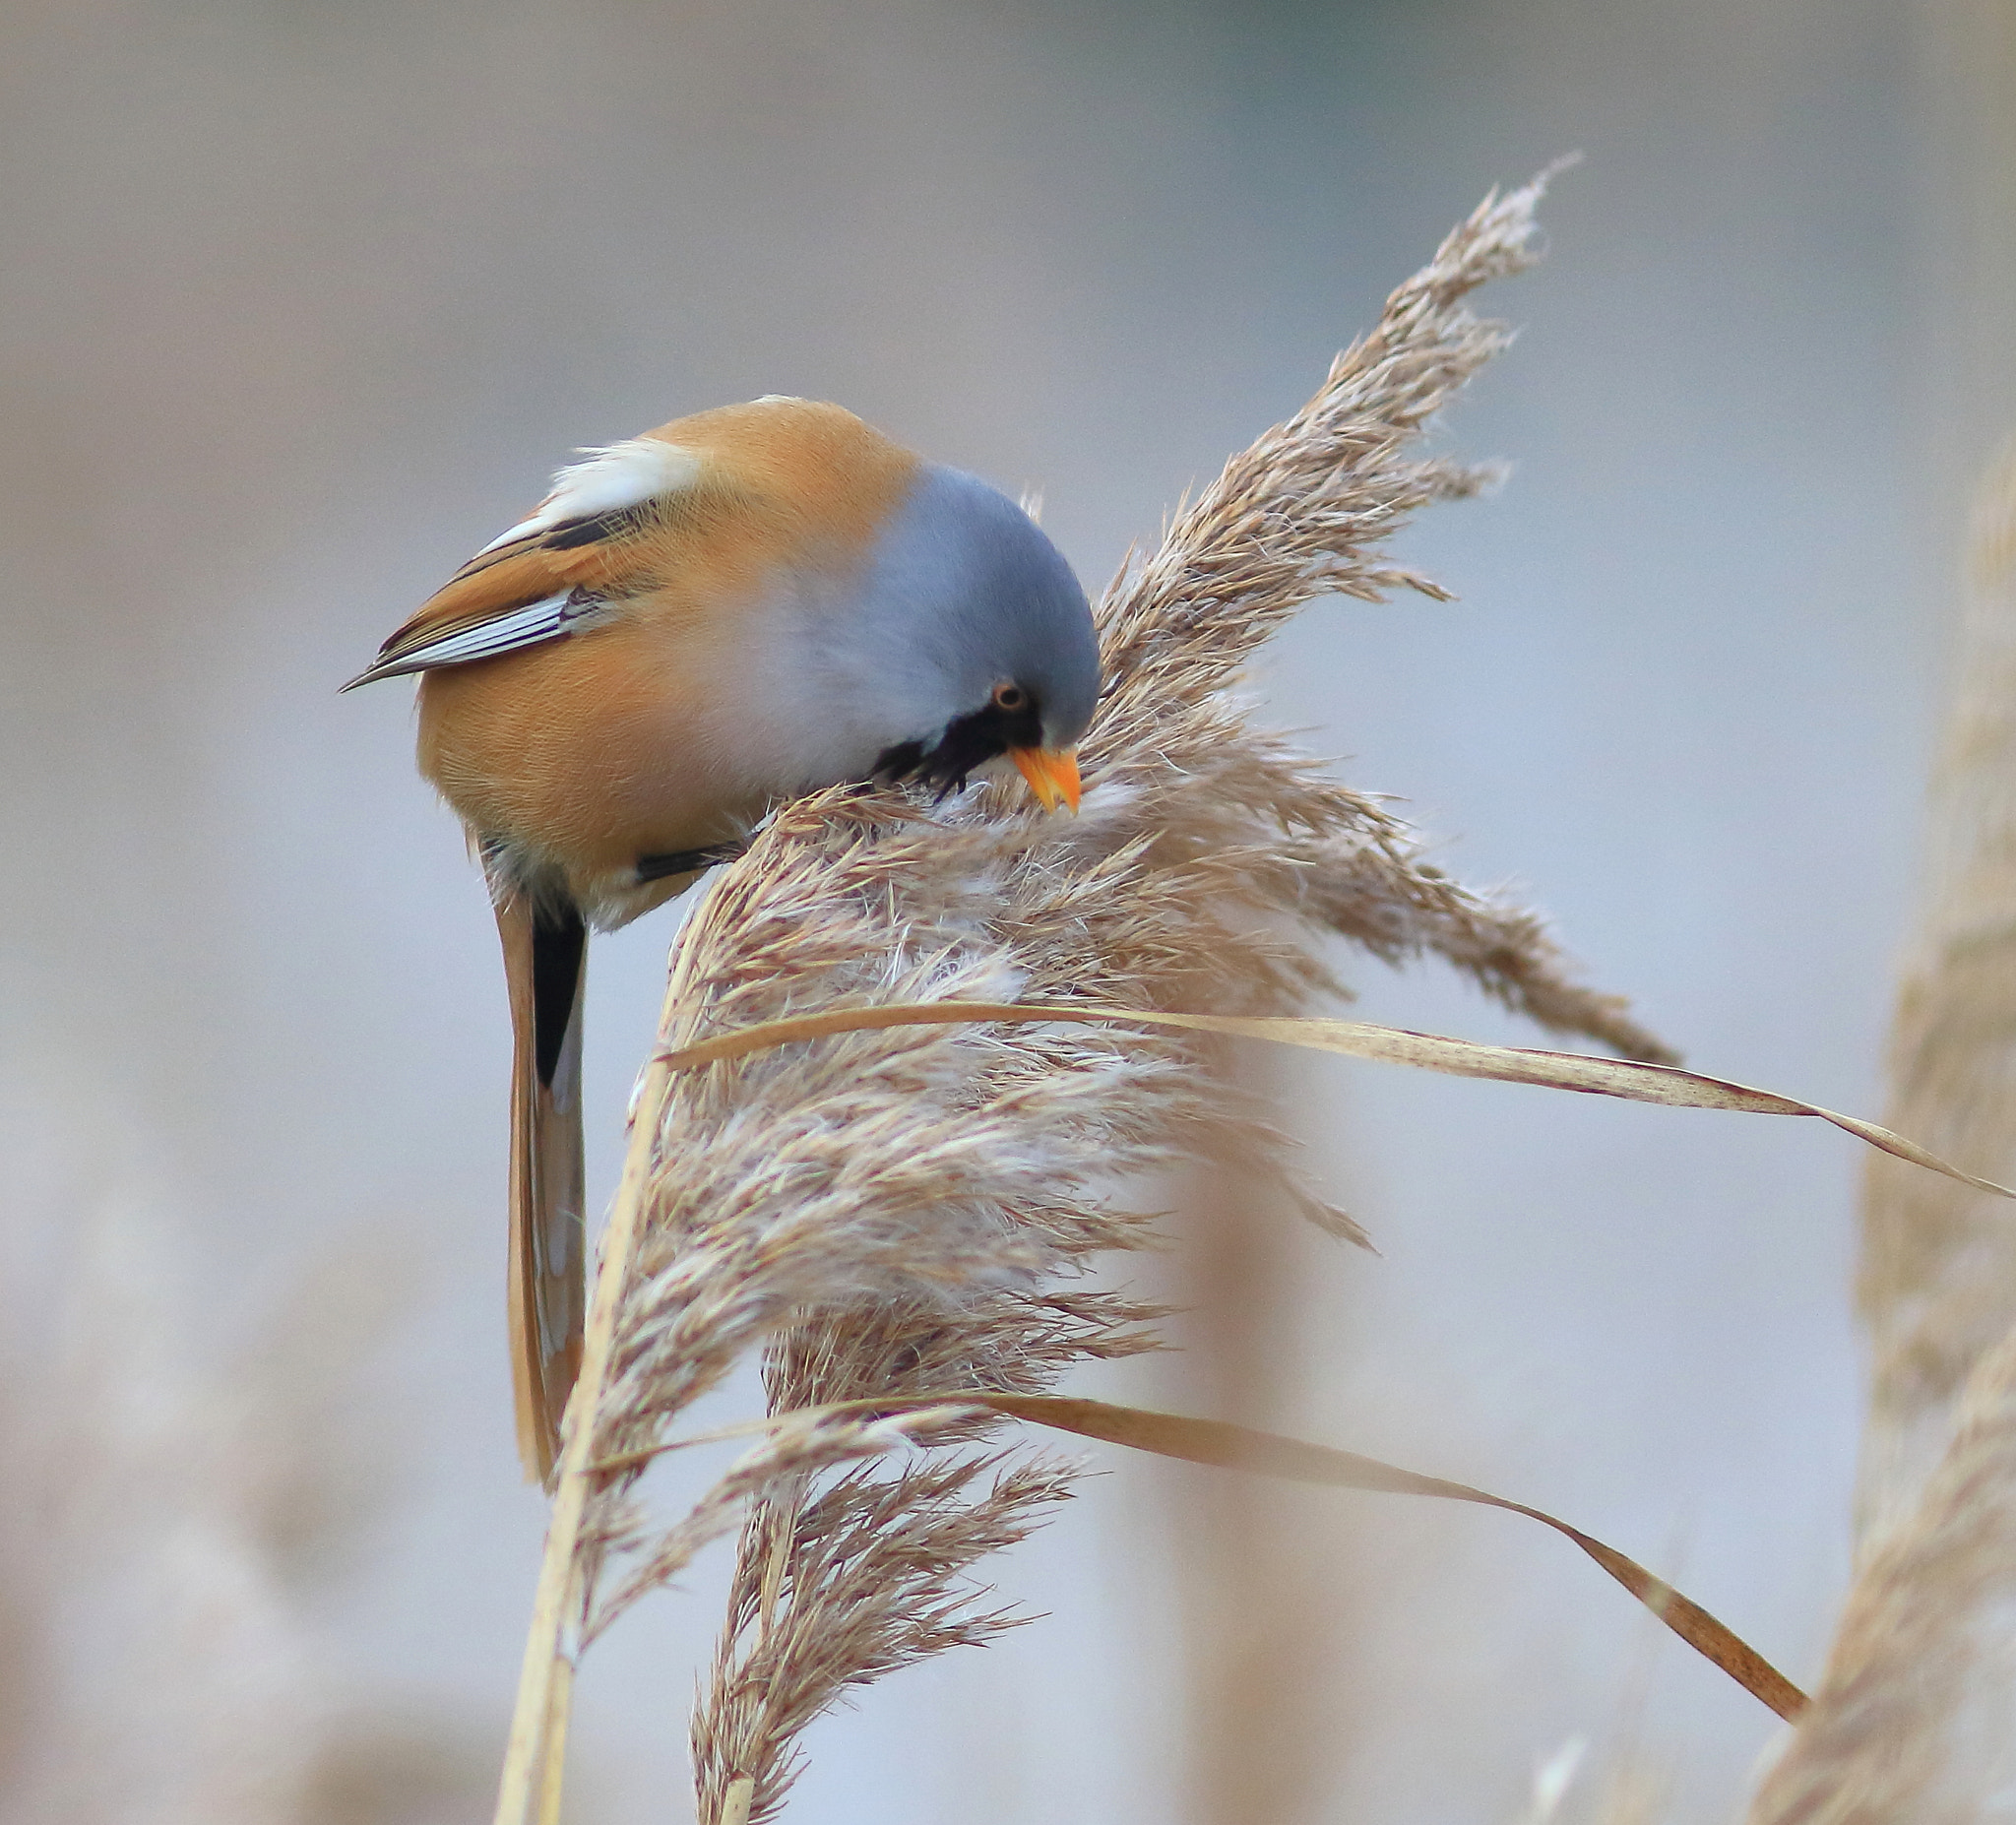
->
[661,1000,2016,1200]
[588,1403,982,1631]
[596,1390,1808,1724]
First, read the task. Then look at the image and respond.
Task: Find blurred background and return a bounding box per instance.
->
[4,1,2012,1820]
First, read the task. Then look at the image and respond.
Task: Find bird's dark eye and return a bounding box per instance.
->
[992,682,1027,711]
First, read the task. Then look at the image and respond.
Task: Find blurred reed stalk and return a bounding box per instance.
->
[1747,446,2016,1816]
[1856,440,2016,1559]
[1748,1323,2016,1821]
[1168,1047,1354,1825]
[495,166,1681,1825]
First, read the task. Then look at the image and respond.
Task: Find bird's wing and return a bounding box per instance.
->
[342,435,706,690]
[498,890,589,1485]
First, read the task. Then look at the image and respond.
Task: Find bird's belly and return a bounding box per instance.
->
[414,566,914,924]
[416,618,776,924]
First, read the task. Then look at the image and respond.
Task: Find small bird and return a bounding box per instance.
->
[346,397,1100,1480]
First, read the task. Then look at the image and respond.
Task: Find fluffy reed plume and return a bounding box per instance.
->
[547,167,1672,1825]
[1857,440,2016,1559]
[1746,1316,2016,1823]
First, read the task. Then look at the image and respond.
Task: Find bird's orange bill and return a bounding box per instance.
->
[1010,746,1081,813]
[497,893,589,1484]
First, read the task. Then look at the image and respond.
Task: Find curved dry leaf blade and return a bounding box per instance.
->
[596,1392,1806,1724]
[661,1002,2016,1200]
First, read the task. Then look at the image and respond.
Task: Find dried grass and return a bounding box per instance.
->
[487,165,1694,1825]
[484,166,2016,1825]
[0,1194,315,1825]
[0,1087,496,1825]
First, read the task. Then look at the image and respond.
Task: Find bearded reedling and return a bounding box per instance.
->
[346,397,1099,1479]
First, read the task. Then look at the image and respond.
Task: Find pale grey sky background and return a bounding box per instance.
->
[0,2,2000,1820]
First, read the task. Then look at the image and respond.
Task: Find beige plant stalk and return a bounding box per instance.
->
[1858,440,2016,1560]
[1739,448,2016,1817]
[1166,1097,1354,1825]
[1748,1315,2016,1823]
[500,166,1688,1825]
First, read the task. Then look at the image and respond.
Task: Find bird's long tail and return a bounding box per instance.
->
[496,889,588,1484]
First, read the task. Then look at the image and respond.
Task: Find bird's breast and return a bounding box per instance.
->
[415,554,911,925]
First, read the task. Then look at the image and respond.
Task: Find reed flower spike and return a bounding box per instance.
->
[496,164,1693,1825]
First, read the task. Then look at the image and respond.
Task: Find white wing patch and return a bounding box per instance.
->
[477,436,704,554]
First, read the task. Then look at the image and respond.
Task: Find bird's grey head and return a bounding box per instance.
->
[838,463,1102,800]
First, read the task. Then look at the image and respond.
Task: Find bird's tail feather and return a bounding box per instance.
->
[497,891,588,1485]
